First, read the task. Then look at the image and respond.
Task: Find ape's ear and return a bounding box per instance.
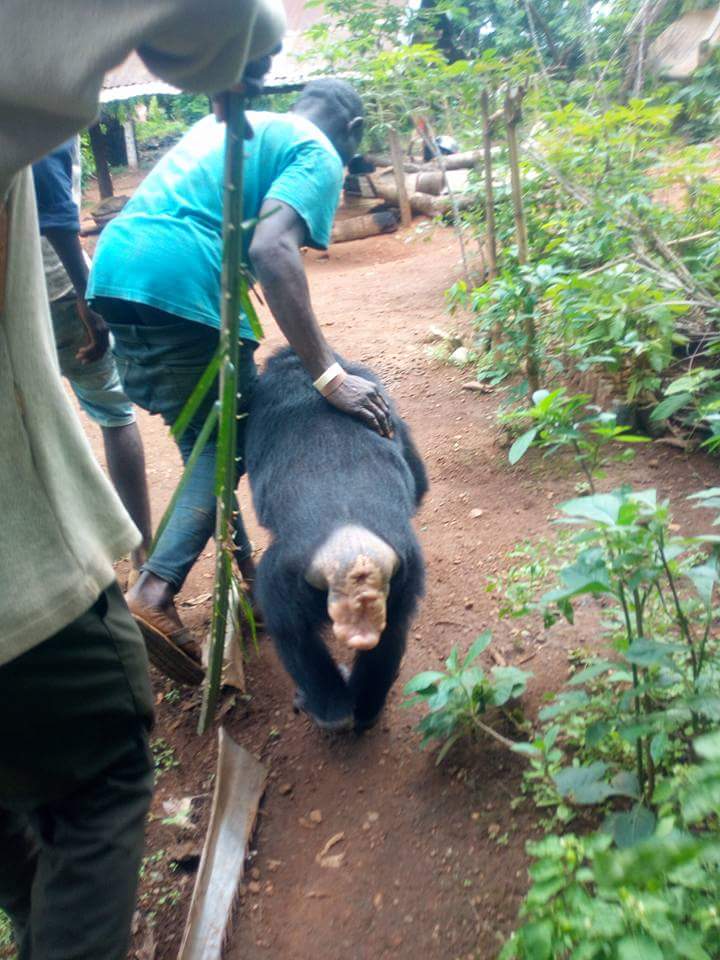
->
[348,116,364,136]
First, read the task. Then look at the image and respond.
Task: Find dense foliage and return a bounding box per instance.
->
[311,1,720,956]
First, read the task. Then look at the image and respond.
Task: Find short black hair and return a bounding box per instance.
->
[294,79,363,123]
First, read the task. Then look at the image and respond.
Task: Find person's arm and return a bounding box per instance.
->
[0,0,285,195]
[44,229,109,364]
[249,199,392,436]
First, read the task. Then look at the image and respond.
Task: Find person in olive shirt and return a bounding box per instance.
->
[0,2,284,956]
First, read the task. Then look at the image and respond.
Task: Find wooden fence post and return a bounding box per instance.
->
[388,127,412,229]
[504,86,540,394]
[481,89,497,282]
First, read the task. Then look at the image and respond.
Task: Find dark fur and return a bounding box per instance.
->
[246,347,428,730]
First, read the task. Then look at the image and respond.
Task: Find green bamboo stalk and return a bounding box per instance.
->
[198,92,248,735]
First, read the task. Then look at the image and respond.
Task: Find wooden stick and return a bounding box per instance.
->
[504,87,540,394]
[388,127,412,229]
[414,115,472,286]
[481,90,498,282]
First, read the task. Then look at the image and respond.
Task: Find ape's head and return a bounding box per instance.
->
[306,525,398,651]
[292,79,364,167]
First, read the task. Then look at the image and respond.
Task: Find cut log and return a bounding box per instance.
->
[331,210,398,244]
[368,177,475,217]
[420,149,482,171]
[415,170,445,196]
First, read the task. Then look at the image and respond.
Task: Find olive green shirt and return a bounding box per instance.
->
[0,0,285,664]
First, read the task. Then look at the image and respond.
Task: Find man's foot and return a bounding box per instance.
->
[126,572,204,686]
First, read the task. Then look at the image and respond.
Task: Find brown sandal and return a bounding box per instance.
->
[127,601,205,687]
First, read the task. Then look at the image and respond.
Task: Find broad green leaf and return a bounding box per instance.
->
[609,770,640,799]
[553,762,614,804]
[567,659,616,686]
[603,804,656,849]
[462,630,492,668]
[650,392,691,421]
[694,730,720,761]
[624,638,681,667]
[490,666,531,706]
[559,493,622,526]
[403,671,445,695]
[509,427,538,465]
[685,561,718,608]
[617,935,664,960]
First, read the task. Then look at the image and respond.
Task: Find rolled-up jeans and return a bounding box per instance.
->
[94,298,258,592]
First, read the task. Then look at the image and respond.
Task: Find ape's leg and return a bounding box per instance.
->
[348,617,408,732]
[258,559,354,731]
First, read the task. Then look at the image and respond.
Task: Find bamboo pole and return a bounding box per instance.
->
[388,127,412,228]
[481,90,497,282]
[504,87,540,395]
[198,92,247,734]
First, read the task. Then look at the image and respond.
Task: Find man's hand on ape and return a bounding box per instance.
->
[325,373,392,437]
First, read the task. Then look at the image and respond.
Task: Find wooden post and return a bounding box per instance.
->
[123,118,139,170]
[504,87,540,394]
[87,122,114,199]
[481,90,497,282]
[388,127,412,229]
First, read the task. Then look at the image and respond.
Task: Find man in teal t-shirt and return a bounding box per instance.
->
[88,79,391,683]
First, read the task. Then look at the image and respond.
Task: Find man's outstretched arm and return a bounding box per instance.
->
[249,199,392,437]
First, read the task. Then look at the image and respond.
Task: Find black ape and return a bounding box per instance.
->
[246,347,427,732]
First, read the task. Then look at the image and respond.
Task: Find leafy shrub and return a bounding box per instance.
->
[404,631,531,763]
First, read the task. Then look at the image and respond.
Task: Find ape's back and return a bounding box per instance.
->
[246,348,427,564]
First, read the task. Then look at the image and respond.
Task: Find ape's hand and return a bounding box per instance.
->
[325,373,393,437]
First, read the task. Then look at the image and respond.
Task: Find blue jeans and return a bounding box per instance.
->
[95,298,258,591]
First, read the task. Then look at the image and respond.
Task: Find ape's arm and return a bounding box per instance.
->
[250,198,391,436]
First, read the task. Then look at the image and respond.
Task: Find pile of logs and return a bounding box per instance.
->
[331,149,480,244]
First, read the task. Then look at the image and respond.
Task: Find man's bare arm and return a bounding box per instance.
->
[249,199,391,436]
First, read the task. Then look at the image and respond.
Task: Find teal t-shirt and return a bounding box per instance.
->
[87,111,343,340]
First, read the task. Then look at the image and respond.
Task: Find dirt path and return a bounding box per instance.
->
[79,224,717,960]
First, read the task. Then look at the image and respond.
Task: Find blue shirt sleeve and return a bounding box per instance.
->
[264,141,343,250]
[32,139,80,234]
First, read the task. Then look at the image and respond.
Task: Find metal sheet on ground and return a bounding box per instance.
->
[177,728,267,960]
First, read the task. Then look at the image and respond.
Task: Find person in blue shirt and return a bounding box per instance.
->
[89,79,391,683]
[33,140,152,572]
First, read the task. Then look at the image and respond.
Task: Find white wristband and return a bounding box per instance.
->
[313,362,345,394]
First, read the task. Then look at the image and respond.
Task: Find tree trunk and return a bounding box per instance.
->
[87,122,114,199]
[388,128,412,228]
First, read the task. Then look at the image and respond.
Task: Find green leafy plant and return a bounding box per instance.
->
[504,387,649,490]
[151,737,180,777]
[501,729,720,960]
[404,631,532,763]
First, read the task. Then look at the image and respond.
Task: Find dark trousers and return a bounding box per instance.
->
[0,583,154,960]
[94,297,258,592]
